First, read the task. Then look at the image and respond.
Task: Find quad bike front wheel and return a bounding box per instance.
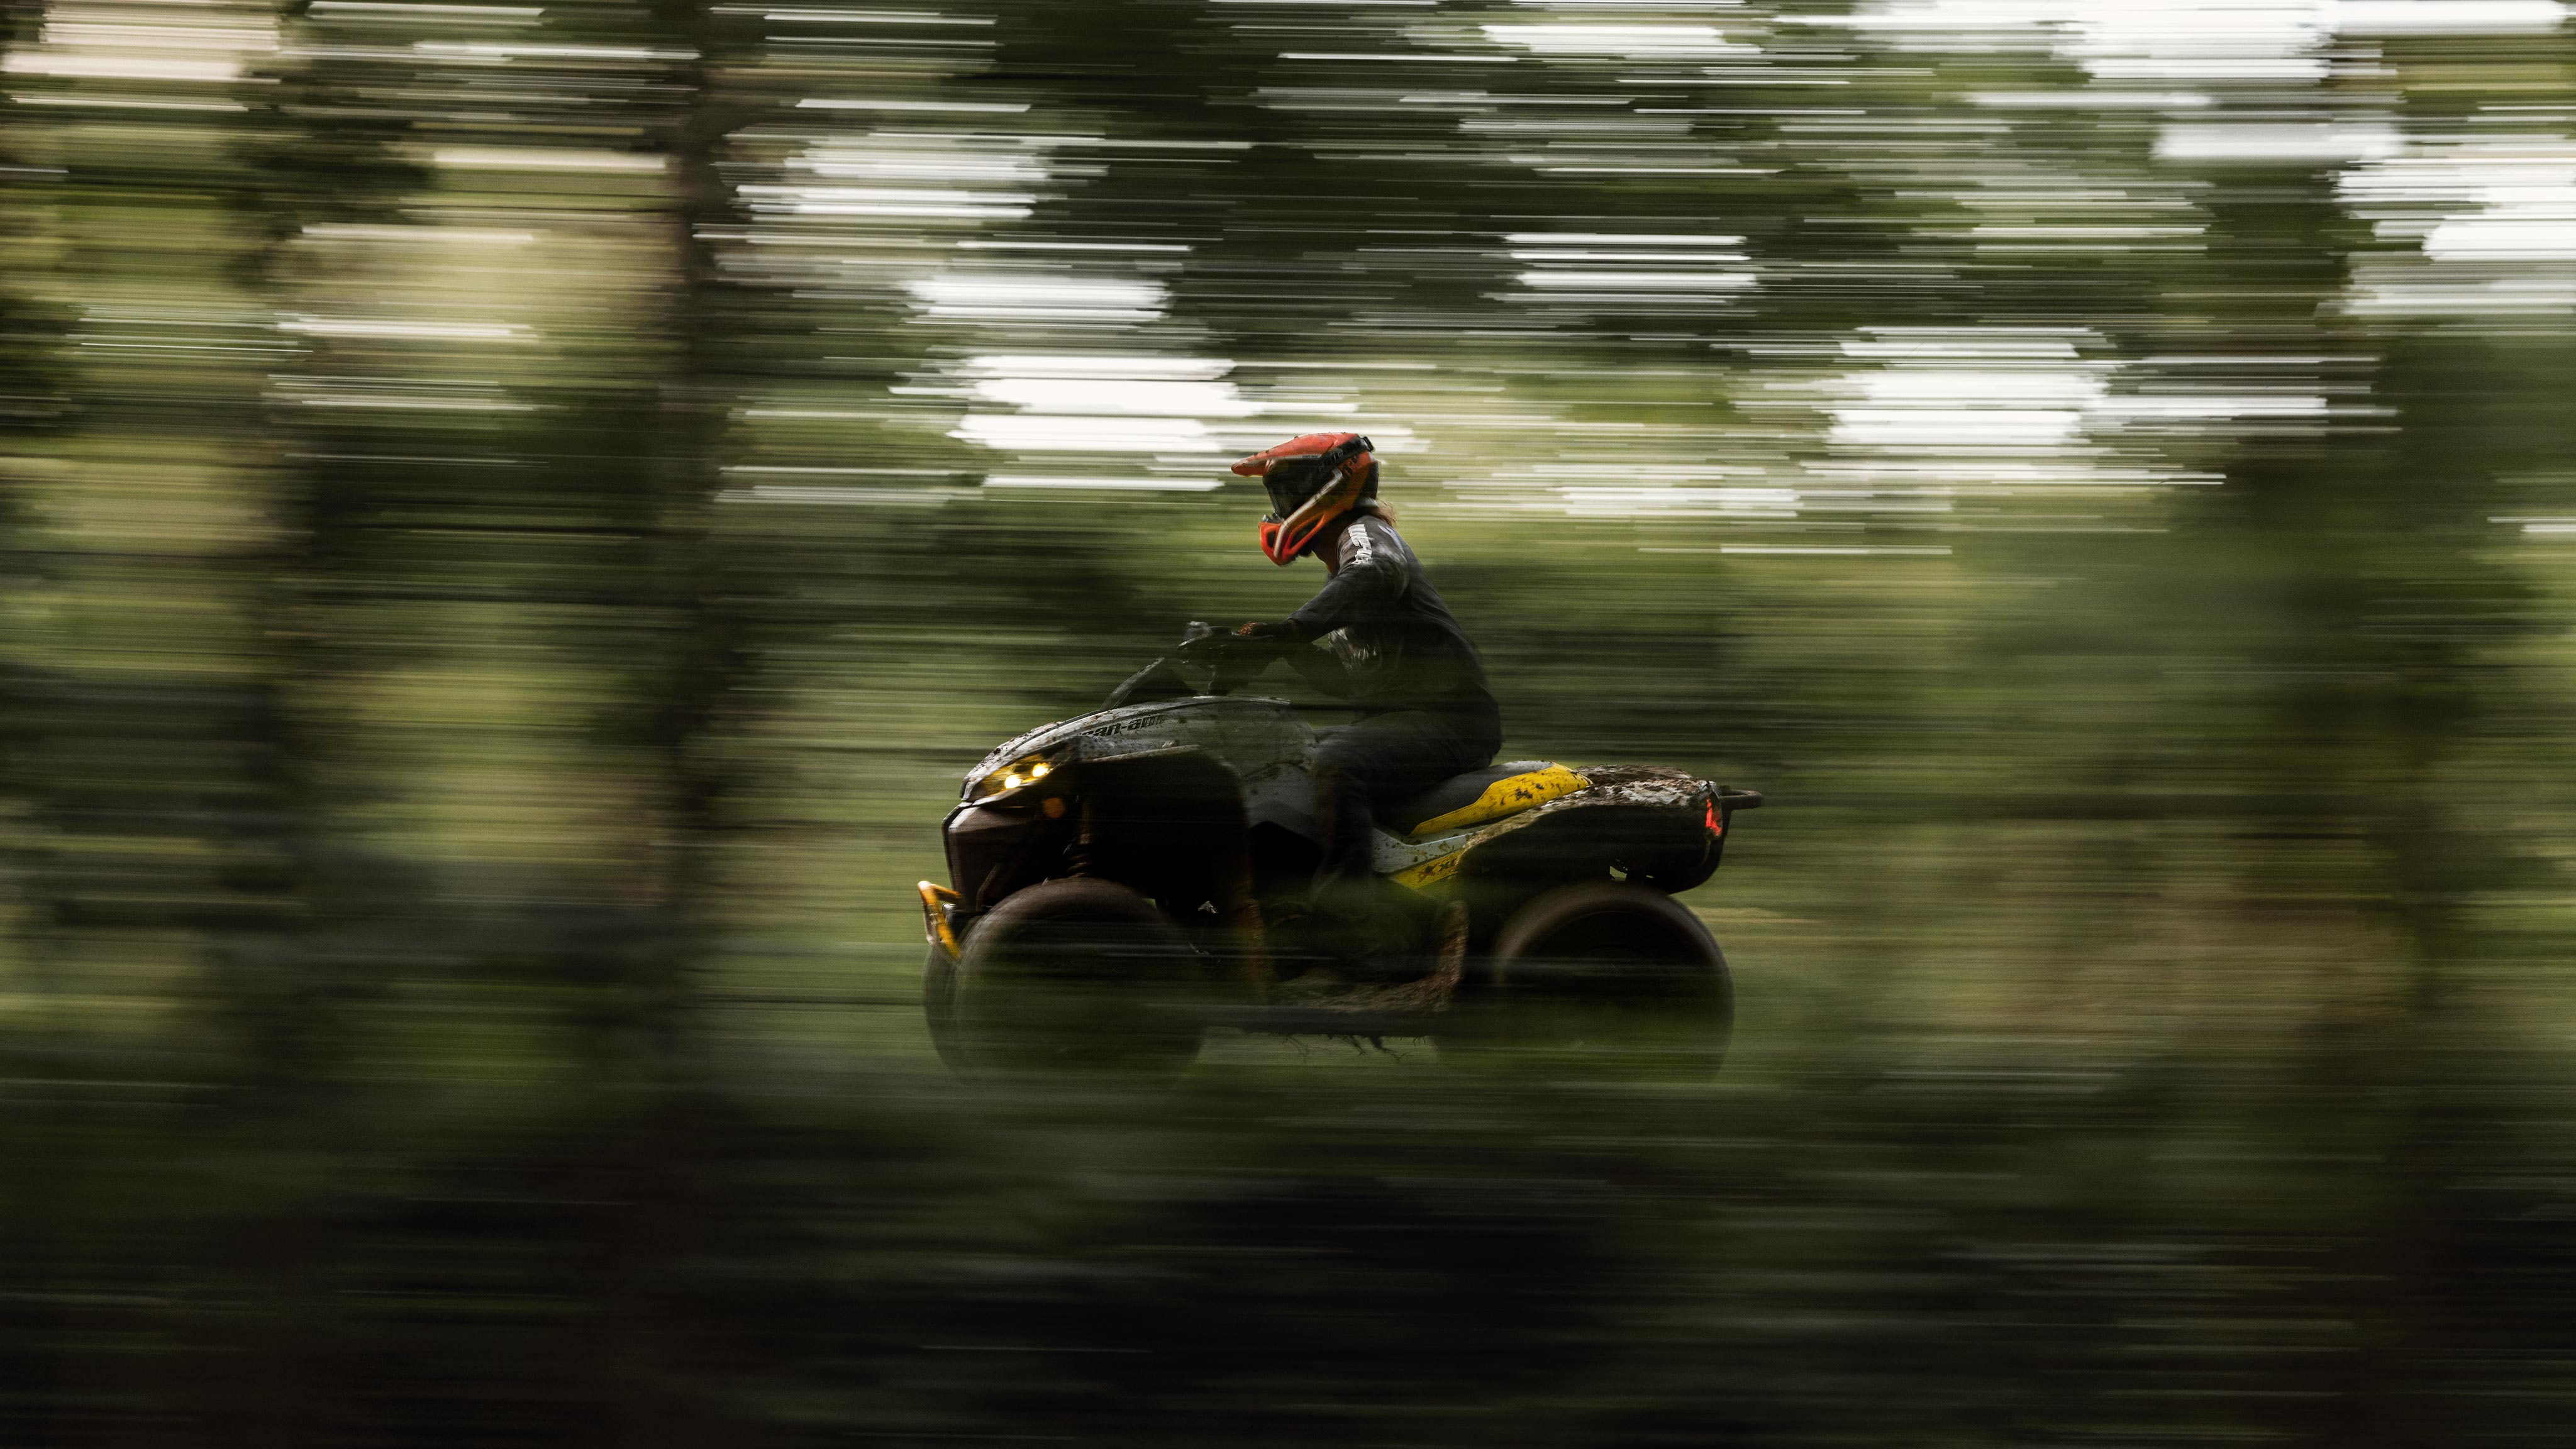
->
[927,877,1207,1081]
[1440,880,1732,1079]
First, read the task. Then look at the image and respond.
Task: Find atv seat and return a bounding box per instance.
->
[1382,760,1591,839]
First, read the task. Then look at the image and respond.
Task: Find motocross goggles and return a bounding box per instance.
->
[1231,432,1374,567]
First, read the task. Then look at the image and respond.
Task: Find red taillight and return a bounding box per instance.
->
[1704,798,1724,836]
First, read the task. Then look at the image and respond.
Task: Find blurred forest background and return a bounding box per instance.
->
[4,0,2576,1441]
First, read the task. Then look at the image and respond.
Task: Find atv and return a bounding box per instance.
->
[918,624,1762,1080]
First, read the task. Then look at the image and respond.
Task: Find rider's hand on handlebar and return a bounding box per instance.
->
[1177,628,1241,665]
[1178,621,1296,672]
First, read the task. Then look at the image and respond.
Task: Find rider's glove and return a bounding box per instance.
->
[1234,620,1303,645]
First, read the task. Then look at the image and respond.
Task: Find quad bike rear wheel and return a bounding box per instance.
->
[1441,880,1732,1079]
[931,877,1206,1081]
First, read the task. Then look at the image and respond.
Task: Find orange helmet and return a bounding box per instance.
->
[1231,431,1375,566]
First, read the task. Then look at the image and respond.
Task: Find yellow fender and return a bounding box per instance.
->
[1408,765,1591,838]
[1389,765,1595,890]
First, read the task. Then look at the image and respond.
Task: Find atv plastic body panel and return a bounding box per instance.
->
[950,694,1753,907]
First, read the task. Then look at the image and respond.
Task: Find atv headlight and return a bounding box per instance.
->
[969,752,1059,802]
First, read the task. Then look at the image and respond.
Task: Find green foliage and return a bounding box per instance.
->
[4,0,2576,1441]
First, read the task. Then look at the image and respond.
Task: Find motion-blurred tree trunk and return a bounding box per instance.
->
[640,0,743,1072]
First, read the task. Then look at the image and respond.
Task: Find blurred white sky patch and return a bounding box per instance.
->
[2330,1,2568,33]
[904,275,1168,324]
[940,353,1385,461]
[724,74,1253,496]
[1790,329,2273,499]
[2340,126,2576,318]
[945,355,1237,474]
[959,355,1233,380]
[792,137,1050,187]
[1478,22,1753,58]
[2072,0,2333,84]
[1441,328,2266,526]
[1826,0,2323,77]
[3,0,277,88]
[1824,330,2110,455]
[2158,122,2402,164]
[741,186,1036,220]
[1837,0,2565,78]
[1829,0,2576,323]
[1502,231,1757,310]
[737,130,1060,223]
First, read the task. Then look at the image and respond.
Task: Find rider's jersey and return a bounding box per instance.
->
[1284,512,1498,719]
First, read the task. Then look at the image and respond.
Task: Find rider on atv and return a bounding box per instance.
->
[1208,433,1502,962]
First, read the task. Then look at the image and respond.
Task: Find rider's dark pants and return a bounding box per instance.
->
[1311,704,1502,896]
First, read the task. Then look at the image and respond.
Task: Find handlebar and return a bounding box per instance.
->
[1100,623,1280,709]
[1177,620,1294,696]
